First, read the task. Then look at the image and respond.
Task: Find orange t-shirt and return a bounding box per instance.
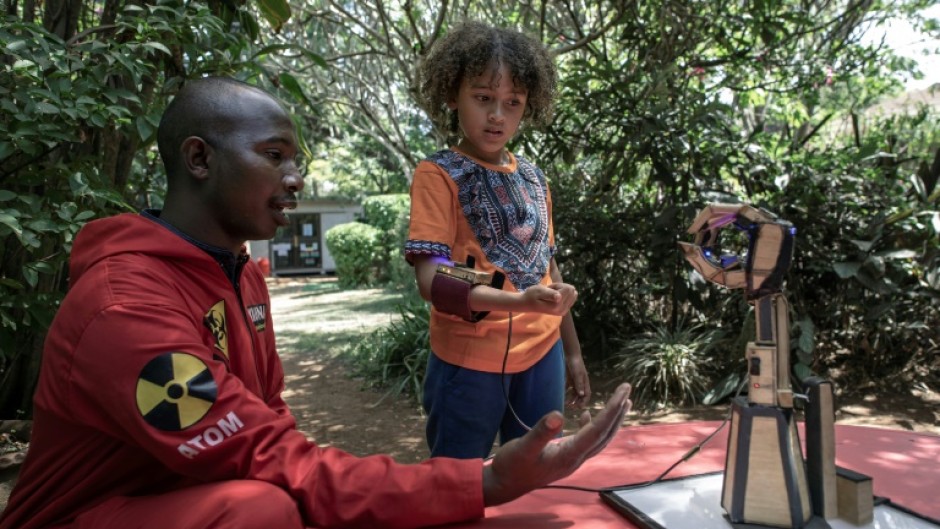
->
[405,148,561,374]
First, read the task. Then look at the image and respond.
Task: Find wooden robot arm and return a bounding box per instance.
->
[678,203,796,299]
[679,203,797,408]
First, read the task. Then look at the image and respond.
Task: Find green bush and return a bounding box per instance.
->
[324,222,382,288]
[524,1,940,395]
[360,194,413,289]
[386,210,419,294]
[362,194,410,232]
[0,0,290,419]
[0,11,180,417]
[612,320,725,411]
[768,111,940,388]
[351,294,431,403]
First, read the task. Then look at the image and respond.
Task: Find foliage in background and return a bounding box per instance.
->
[305,136,412,200]
[361,194,414,290]
[350,294,431,402]
[324,222,382,288]
[0,1,250,417]
[612,320,725,410]
[325,194,414,289]
[530,0,940,400]
[0,0,304,418]
[361,194,410,234]
[362,193,417,294]
[772,108,940,390]
[2,0,938,415]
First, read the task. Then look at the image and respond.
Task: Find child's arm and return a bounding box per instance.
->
[550,258,592,408]
[412,255,577,316]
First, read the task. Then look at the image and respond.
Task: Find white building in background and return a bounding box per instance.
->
[248,198,361,276]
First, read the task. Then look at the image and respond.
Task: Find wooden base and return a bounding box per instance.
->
[722,397,812,528]
[836,466,874,525]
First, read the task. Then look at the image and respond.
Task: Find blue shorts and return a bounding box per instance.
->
[422,339,565,459]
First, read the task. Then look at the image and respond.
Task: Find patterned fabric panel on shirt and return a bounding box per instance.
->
[427,150,553,291]
[403,239,452,260]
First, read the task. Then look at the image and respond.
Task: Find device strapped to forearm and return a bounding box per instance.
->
[431,256,504,322]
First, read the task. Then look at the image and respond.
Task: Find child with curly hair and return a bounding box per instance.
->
[405,20,591,459]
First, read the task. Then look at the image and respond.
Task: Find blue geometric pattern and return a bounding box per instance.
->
[426,150,553,291]
[404,239,451,259]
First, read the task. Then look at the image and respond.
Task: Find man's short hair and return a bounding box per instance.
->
[156,77,271,175]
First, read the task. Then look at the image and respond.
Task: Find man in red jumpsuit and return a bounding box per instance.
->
[0,77,632,529]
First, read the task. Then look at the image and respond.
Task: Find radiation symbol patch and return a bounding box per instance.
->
[135,353,218,431]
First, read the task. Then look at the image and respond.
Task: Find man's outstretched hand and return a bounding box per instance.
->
[482,383,632,506]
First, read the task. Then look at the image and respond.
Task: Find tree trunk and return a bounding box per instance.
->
[42,0,82,38]
[23,0,36,22]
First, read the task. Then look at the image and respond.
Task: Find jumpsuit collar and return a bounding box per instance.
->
[141,209,248,288]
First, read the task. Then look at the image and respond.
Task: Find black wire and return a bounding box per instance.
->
[539,377,746,493]
[540,416,729,493]
[492,315,747,494]
[501,312,533,433]
[483,312,533,462]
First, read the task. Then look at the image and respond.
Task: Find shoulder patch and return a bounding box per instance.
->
[247,303,266,332]
[203,300,228,358]
[135,352,218,431]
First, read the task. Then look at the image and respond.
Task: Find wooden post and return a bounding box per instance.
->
[805,377,838,519]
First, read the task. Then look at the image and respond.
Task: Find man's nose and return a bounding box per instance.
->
[284,170,304,194]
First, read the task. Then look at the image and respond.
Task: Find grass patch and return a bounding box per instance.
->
[269,280,430,403]
[283,329,368,356]
[300,281,343,294]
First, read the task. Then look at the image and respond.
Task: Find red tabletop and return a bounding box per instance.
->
[446,421,940,528]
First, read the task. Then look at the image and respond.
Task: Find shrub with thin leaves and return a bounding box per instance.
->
[613,320,723,411]
[351,295,430,403]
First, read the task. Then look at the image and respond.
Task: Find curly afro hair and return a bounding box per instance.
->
[415,20,557,139]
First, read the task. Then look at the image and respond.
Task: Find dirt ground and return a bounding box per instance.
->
[1,277,938,513]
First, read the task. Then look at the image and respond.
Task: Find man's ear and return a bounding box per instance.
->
[180,136,213,180]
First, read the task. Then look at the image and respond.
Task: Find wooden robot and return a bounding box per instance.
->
[679,204,872,528]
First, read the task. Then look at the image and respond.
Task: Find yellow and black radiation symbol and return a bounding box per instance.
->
[135,353,218,431]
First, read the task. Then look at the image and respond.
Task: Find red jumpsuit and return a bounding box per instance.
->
[0,212,483,529]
